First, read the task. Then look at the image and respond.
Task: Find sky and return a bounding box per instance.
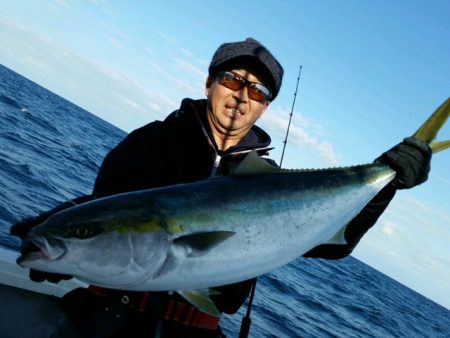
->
[0,1,449,309]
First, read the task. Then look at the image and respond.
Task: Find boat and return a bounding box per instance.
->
[0,247,87,338]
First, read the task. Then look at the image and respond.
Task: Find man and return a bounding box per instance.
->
[11,38,431,337]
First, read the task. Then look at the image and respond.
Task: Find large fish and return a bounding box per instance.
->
[17,98,450,315]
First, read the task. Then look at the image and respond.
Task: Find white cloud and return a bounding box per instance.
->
[106,35,125,49]
[433,172,450,185]
[315,141,338,165]
[47,0,71,11]
[144,46,156,56]
[172,57,207,80]
[380,221,395,236]
[0,16,178,132]
[259,106,338,166]
[100,22,133,49]
[180,48,194,57]
[179,48,209,67]
[157,31,177,45]
[387,250,398,257]
[89,0,108,5]
[118,94,140,109]
[353,194,450,308]
[146,58,204,99]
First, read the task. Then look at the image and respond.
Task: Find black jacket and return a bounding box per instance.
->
[92,98,395,313]
[94,98,273,195]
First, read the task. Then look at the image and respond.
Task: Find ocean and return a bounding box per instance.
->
[0,63,448,338]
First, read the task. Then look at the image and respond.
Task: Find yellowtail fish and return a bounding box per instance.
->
[17,98,450,315]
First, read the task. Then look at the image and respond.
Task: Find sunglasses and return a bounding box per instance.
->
[215,71,272,103]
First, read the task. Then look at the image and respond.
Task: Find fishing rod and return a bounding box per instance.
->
[238,279,257,338]
[280,65,302,167]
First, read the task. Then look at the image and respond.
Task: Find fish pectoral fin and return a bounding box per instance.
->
[172,231,235,257]
[324,226,347,245]
[177,289,220,317]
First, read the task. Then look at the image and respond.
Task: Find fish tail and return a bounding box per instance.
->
[413,97,450,153]
[430,140,450,153]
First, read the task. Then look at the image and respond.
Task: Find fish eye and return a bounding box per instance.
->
[75,226,89,238]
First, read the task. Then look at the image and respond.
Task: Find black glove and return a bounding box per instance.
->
[376,137,431,189]
[11,194,97,283]
[10,199,78,239]
[10,194,98,239]
[29,269,72,283]
[11,201,77,283]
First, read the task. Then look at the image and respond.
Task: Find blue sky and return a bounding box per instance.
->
[0,1,449,308]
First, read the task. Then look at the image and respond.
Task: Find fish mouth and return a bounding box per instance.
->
[17,236,67,266]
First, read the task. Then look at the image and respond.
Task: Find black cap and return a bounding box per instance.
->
[208,38,284,100]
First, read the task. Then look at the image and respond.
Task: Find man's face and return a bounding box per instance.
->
[205,69,270,150]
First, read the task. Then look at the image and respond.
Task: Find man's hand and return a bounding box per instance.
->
[10,196,98,283]
[11,195,98,239]
[376,137,432,189]
[29,270,73,283]
[10,213,50,240]
[11,210,75,284]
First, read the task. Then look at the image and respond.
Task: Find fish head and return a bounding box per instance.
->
[17,205,170,288]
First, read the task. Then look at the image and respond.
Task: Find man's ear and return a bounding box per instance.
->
[258,102,270,119]
[205,76,214,96]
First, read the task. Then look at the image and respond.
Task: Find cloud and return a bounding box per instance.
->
[0,16,181,131]
[180,48,194,57]
[100,22,133,49]
[179,48,209,67]
[144,46,156,56]
[157,31,178,45]
[172,57,207,80]
[371,195,450,257]
[146,58,205,98]
[106,35,125,49]
[315,141,338,165]
[89,0,108,5]
[433,172,450,185]
[117,94,140,109]
[47,0,71,11]
[380,220,395,236]
[259,106,338,165]
[353,194,450,307]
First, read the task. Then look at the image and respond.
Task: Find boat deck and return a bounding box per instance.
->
[0,248,87,338]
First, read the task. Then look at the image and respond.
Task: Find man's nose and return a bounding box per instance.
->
[232,85,249,102]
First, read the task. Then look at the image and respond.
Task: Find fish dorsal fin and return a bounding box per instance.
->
[172,231,235,257]
[232,150,281,177]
